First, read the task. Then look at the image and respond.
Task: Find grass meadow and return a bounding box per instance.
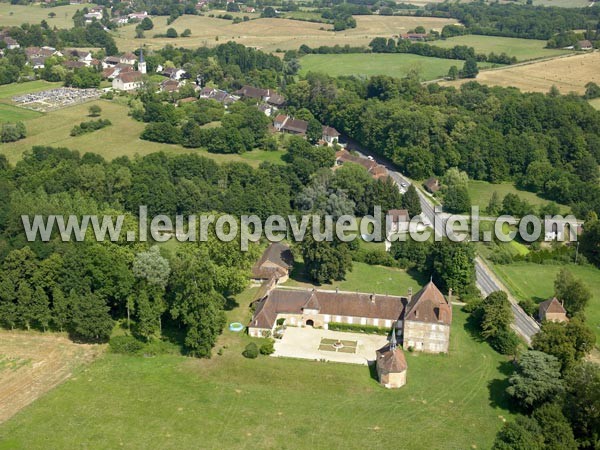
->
[0,2,88,28]
[299,53,495,80]
[435,35,571,61]
[491,262,600,343]
[0,281,514,449]
[590,98,600,110]
[0,91,286,167]
[467,180,570,214]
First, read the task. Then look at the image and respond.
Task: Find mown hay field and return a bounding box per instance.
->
[113,14,459,53]
[441,52,600,95]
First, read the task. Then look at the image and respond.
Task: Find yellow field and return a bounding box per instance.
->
[0,3,91,28]
[441,52,600,95]
[113,14,459,52]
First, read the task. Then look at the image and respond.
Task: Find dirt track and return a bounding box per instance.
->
[0,331,102,423]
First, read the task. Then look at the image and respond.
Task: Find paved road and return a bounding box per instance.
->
[345,139,540,343]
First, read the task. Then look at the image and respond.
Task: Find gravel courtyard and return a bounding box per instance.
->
[273,326,390,365]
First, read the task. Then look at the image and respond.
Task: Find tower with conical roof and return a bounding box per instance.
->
[138,47,146,74]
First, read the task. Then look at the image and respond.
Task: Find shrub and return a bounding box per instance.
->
[490,329,521,355]
[519,297,538,317]
[259,340,275,355]
[327,322,389,335]
[109,335,144,355]
[242,342,259,359]
[1,121,26,142]
[70,119,111,136]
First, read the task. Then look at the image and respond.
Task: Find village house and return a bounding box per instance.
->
[251,243,294,284]
[424,177,440,194]
[112,71,143,91]
[102,56,121,68]
[199,87,239,106]
[1,36,20,49]
[236,85,285,107]
[386,209,410,234]
[399,33,429,41]
[322,126,340,145]
[102,63,134,80]
[160,79,182,93]
[335,149,389,179]
[577,40,593,50]
[249,280,452,354]
[273,114,308,135]
[119,52,137,66]
[128,12,149,20]
[160,67,187,80]
[376,330,407,388]
[538,297,568,323]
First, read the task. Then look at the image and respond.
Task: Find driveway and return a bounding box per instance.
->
[273,326,389,365]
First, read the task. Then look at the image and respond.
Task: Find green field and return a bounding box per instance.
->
[285,260,427,295]
[0,286,514,450]
[468,180,570,214]
[0,81,62,100]
[0,103,42,122]
[0,96,285,167]
[435,35,571,61]
[491,261,600,343]
[0,3,88,28]
[299,53,496,80]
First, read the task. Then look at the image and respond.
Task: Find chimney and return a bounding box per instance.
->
[370,294,375,303]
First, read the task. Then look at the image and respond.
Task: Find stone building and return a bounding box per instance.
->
[538,297,568,323]
[402,281,452,353]
[248,280,452,354]
[376,329,407,389]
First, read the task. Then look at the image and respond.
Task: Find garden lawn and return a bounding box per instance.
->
[435,35,571,61]
[0,304,514,449]
[285,260,427,295]
[299,53,496,80]
[468,180,570,214]
[0,99,285,167]
[491,261,600,343]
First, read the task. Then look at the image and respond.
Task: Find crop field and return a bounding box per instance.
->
[0,2,88,28]
[0,292,514,450]
[441,52,600,95]
[0,331,101,424]
[299,53,495,80]
[113,14,458,52]
[491,262,600,344]
[435,35,571,61]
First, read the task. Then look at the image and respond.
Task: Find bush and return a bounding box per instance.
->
[490,329,521,355]
[109,335,144,355]
[1,121,26,142]
[242,342,259,359]
[327,322,389,335]
[259,340,275,355]
[70,119,111,136]
[519,297,538,317]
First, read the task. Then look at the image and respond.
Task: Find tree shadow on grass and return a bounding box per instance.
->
[463,312,486,344]
[224,295,239,311]
[368,360,379,382]
[488,361,518,413]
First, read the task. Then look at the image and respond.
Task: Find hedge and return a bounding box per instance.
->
[327,322,390,335]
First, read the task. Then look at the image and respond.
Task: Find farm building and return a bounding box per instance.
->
[538,297,568,323]
[251,243,294,283]
[112,71,143,91]
[376,330,407,388]
[249,280,452,354]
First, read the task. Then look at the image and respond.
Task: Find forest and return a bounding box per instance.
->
[286,73,600,218]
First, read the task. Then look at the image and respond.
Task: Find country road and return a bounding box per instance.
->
[345,138,540,343]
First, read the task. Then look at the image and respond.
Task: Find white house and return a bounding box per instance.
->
[112,71,143,91]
